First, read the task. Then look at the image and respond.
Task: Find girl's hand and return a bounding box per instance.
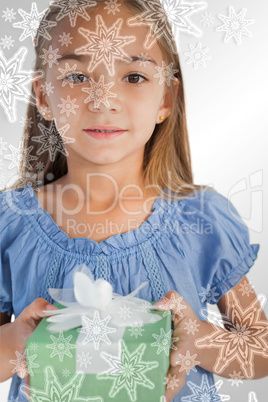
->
[154,291,201,402]
[6,298,57,380]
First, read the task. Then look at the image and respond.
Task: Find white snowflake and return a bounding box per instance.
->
[0,35,15,50]
[104,0,121,15]
[40,45,61,68]
[228,370,244,387]
[77,351,93,368]
[198,284,219,303]
[128,324,144,339]
[62,368,71,378]
[83,75,116,109]
[160,292,187,320]
[200,11,215,27]
[79,311,117,350]
[128,0,207,52]
[58,32,73,47]
[184,42,211,70]
[2,8,16,23]
[59,116,67,124]
[98,340,159,401]
[176,350,200,375]
[38,105,51,120]
[140,301,152,313]
[136,52,152,67]
[32,122,74,162]
[0,47,34,123]
[52,0,97,28]
[248,392,258,402]
[4,142,37,170]
[29,342,39,352]
[40,81,54,96]
[58,95,79,117]
[151,328,177,356]
[154,61,179,86]
[76,14,136,76]
[165,373,180,391]
[118,304,132,320]
[35,161,45,172]
[57,63,78,88]
[13,2,57,47]
[0,138,8,155]
[184,318,200,335]
[10,350,39,378]
[216,6,255,45]
[239,280,255,297]
[19,116,34,129]
[17,173,42,193]
[181,374,230,401]
[21,366,100,402]
[46,331,76,362]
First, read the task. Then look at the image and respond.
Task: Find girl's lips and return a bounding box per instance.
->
[83,129,127,140]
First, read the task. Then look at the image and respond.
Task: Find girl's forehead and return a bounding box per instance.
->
[50,5,163,63]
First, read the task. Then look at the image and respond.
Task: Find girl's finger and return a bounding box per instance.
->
[165,365,186,401]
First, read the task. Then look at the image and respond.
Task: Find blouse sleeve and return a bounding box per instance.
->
[176,189,260,304]
[0,190,23,316]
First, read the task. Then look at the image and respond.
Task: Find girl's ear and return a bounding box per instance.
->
[33,73,53,121]
[156,78,179,124]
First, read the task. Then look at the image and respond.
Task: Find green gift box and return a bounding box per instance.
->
[24,304,171,402]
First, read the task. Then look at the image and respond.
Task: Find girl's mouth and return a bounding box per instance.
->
[83,129,127,140]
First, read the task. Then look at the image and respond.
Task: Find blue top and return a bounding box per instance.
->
[0,186,259,401]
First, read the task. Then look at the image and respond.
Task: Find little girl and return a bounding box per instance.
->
[0,1,267,401]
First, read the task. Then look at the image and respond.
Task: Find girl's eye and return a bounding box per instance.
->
[63,73,89,84]
[124,74,147,84]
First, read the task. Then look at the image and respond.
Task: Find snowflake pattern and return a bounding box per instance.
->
[184,318,200,335]
[98,340,158,401]
[151,328,176,356]
[128,0,207,53]
[136,52,152,67]
[0,138,8,155]
[59,116,67,124]
[159,292,187,320]
[117,304,132,320]
[104,0,121,15]
[62,368,71,378]
[165,373,180,391]
[82,75,116,109]
[199,284,219,303]
[40,45,61,68]
[195,290,268,378]
[20,116,34,129]
[10,350,39,378]
[0,47,35,123]
[79,311,117,350]
[154,61,179,86]
[77,351,93,369]
[32,122,74,162]
[46,331,76,362]
[2,8,16,23]
[16,173,42,193]
[239,280,255,297]
[35,161,45,172]
[200,11,215,27]
[4,142,37,170]
[181,374,230,401]
[184,42,211,70]
[128,323,144,339]
[40,82,54,96]
[13,3,57,47]
[58,32,73,47]
[216,6,255,45]
[0,35,15,50]
[76,14,136,76]
[52,0,97,28]
[177,350,200,375]
[58,95,79,117]
[57,62,78,88]
[21,365,102,402]
[29,342,39,352]
[228,370,244,387]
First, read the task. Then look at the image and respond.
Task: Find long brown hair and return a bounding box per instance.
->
[7,0,213,200]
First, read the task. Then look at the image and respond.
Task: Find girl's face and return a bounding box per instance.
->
[35,4,173,169]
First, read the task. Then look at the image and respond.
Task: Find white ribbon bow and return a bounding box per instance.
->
[44,264,161,332]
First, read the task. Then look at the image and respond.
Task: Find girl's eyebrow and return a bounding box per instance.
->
[59,54,157,65]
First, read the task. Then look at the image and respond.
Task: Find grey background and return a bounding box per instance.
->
[0,0,267,400]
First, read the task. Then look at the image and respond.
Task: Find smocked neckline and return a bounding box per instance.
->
[14,186,173,255]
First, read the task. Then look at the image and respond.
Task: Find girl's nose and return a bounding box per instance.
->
[84,80,122,114]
